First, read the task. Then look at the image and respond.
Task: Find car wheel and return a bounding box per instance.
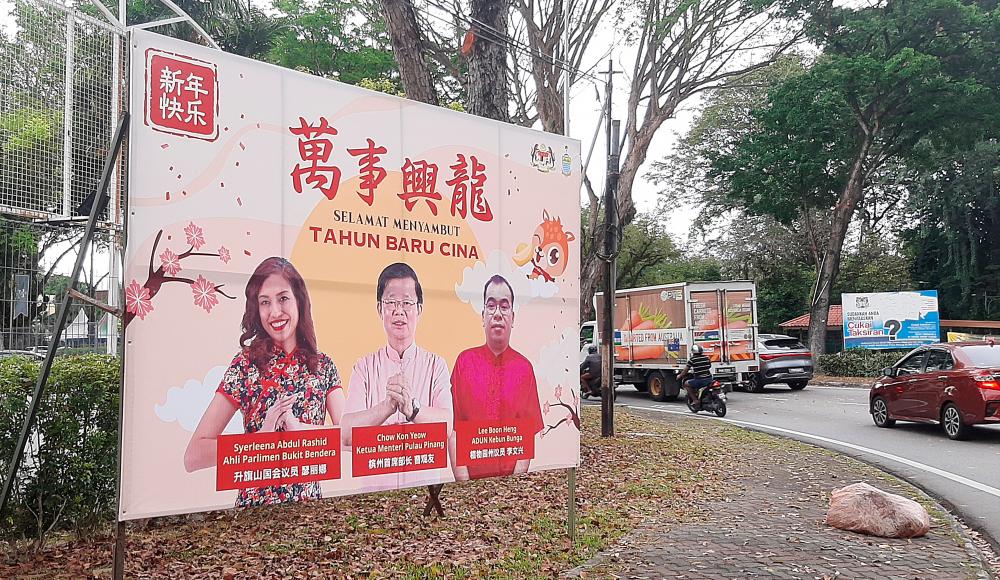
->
[941,403,970,440]
[788,380,808,391]
[747,373,764,393]
[871,397,895,428]
[648,371,668,402]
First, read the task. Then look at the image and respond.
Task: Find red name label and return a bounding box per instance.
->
[216,428,341,491]
[145,49,218,141]
[454,421,536,466]
[351,423,448,476]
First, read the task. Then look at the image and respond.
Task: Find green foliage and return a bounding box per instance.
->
[0,108,60,152]
[903,140,1000,320]
[357,78,465,112]
[0,355,120,546]
[817,348,902,377]
[711,60,854,221]
[718,0,1000,218]
[613,212,683,288]
[266,0,396,84]
[756,265,813,333]
[652,55,808,215]
[834,237,914,297]
[579,208,721,290]
[358,77,403,96]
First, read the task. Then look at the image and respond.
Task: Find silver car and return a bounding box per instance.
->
[749,334,812,392]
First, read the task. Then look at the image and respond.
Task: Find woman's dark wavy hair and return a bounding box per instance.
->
[240,257,320,373]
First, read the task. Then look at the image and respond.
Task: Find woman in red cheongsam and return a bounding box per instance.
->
[184,257,345,507]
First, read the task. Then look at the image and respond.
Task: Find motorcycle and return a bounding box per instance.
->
[686,379,727,417]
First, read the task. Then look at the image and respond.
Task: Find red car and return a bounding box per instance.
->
[870,341,1000,440]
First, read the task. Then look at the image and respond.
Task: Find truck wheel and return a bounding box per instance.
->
[662,372,680,401]
[647,371,668,402]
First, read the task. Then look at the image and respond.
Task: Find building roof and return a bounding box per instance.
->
[779,307,1000,330]
[780,306,842,329]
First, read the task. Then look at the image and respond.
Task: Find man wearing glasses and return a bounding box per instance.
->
[341,263,453,455]
[450,274,543,481]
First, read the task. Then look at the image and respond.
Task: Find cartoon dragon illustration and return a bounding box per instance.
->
[513,210,576,282]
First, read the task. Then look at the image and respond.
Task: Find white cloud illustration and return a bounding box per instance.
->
[537,325,579,392]
[455,249,559,313]
[155,365,244,433]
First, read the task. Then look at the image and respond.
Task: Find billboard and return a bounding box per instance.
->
[842,291,940,350]
[120,31,582,520]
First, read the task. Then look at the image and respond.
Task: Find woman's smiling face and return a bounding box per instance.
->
[258,273,299,352]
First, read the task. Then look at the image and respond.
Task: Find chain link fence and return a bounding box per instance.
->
[0,0,125,355]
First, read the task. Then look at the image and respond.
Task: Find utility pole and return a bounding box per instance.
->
[599,59,620,438]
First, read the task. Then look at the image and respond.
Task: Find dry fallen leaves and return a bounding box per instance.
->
[0,408,824,578]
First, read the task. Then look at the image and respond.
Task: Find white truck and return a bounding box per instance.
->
[583,281,760,401]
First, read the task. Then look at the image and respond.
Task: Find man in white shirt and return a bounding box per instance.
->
[341,262,453,490]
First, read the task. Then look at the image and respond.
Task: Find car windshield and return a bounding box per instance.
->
[959,345,1000,367]
[762,338,805,350]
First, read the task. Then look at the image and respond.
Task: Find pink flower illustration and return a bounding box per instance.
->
[191,275,219,312]
[218,245,231,264]
[184,222,205,250]
[159,248,182,276]
[543,401,550,415]
[125,280,153,320]
[554,385,563,399]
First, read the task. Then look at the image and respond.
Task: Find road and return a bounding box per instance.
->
[585,381,1000,548]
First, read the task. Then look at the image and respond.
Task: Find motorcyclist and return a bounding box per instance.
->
[579,345,601,398]
[678,344,713,409]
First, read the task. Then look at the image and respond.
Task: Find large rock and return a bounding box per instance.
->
[826,482,931,538]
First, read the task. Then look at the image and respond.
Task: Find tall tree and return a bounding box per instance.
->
[513,0,615,133]
[380,0,439,104]
[465,0,511,121]
[713,0,1000,356]
[578,0,801,319]
[904,140,1000,320]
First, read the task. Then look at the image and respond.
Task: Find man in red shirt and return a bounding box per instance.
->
[450,274,544,480]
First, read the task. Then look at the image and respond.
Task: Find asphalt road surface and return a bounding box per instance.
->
[585,380,1000,548]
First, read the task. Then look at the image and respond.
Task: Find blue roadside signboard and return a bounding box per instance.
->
[842,291,941,350]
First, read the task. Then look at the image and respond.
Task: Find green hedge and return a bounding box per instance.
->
[817,349,903,377]
[0,354,119,547]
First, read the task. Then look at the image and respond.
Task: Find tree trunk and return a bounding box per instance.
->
[380,0,438,106]
[807,136,872,359]
[534,76,564,134]
[580,246,601,320]
[467,0,510,122]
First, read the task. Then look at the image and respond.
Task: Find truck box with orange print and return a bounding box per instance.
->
[585,281,759,401]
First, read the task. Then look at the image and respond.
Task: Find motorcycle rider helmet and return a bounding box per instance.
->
[691,344,705,355]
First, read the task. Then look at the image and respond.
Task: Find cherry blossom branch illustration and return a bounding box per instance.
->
[541,385,581,437]
[124,222,235,327]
